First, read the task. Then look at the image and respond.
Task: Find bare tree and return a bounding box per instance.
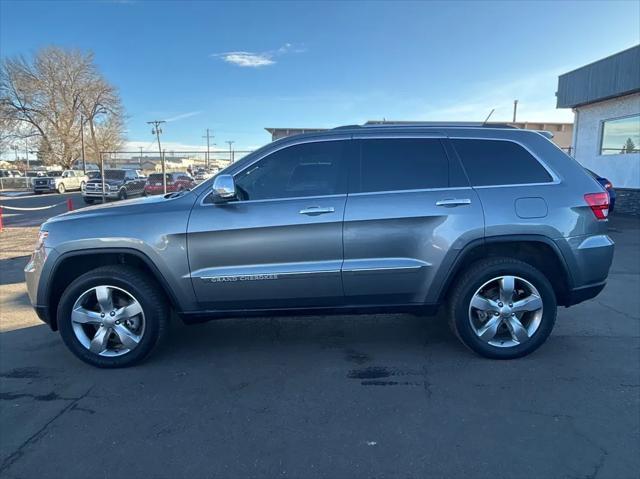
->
[0,46,125,168]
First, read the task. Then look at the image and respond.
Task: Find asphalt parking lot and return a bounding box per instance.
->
[0,215,639,479]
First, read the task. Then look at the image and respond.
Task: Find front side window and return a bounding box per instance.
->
[356,138,449,193]
[234,140,347,201]
[451,139,553,186]
[600,115,640,155]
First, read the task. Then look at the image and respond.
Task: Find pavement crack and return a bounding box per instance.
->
[0,386,94,475]
[595,300,639,321]
[0,392,76,402]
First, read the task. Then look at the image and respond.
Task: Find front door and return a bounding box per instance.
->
[187,138,352,310]
[342,136,484,305]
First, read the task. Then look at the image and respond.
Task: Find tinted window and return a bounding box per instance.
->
[451,139,552,186]
[358,139,449,193]
[235,140,347,201]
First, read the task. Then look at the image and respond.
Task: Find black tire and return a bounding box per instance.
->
[118,188,127,200]
[448,257,557,359]
[80,181,86,190]
[34,191,42,195]
[83,197,94,204]
[57,265,169,368]
[57,183,66,194]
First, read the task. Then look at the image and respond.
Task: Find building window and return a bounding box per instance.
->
[600,115,640,155]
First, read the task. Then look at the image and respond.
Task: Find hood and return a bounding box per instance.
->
[45,193,189,225]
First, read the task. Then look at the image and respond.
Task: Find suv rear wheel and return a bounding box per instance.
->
[57,265,168,368]
[57,183,65,194]
[449,258,556,359]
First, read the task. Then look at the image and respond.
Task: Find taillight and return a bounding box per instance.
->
[584,192,610,220]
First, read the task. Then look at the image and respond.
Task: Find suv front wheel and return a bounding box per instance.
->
[449,258,557,359]
[57,265,168,367]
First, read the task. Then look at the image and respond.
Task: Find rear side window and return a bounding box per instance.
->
[358,138,449,192]
[451,139,552,186]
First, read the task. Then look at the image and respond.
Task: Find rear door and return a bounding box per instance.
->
[342,134,484,305]
[187,138,352,310]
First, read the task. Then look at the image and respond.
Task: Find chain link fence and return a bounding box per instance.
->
[97,150,254,175]
[0,149,255,191]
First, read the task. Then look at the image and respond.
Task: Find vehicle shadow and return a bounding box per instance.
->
[0,256,30,286]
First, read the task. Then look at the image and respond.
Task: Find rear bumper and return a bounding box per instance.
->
[555,233,614,306]
[565,281,607,306]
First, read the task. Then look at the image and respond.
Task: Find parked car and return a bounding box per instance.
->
[586,168,616,212]
[86,170,102,180]
[0,169,13,178]
[25,123,614,367]
[33,169,87,194]
[144,172,196,195]
[194,168,216,181]
[82,169,146,203]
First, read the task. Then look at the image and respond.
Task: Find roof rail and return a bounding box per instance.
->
[332,124,362,130]
[362,121,517,129]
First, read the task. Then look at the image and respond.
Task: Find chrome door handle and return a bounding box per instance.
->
[299,206,335,215]
[435,198,471,207]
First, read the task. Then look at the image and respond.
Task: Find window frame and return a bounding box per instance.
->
[448,136,559,188]
[599,113,640,156]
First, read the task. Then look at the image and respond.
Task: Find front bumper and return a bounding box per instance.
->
[33,185,56,192]
[83,190,119,198]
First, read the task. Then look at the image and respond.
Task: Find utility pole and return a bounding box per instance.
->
[24,138,30,171]
[513,100,519,123]
[139,147,143,168]
[80,115,86,174]
[100,152,106,204]
[148,120,166,194]
[202,129,213,169]
[162,149,166,194]
[11,145,18,161]
[226,140,235,163]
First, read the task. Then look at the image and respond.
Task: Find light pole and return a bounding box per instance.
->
[80,115,86,174]
[11,145,18,161]
[147,120,166,194]
[226,140,235,163]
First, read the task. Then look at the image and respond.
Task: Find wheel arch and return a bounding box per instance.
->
[46,248,180,331]
[436,235,575,307]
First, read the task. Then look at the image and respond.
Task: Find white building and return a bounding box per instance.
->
[557,45,640,215]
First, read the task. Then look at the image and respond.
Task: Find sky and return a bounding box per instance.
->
[1,0,639,153]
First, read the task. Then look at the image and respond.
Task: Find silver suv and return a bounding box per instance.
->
[25,124,614,367]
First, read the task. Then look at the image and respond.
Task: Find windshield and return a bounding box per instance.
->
[47,171,63,177]
[104,170,125,180]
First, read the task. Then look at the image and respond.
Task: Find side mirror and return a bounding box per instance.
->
[212,174,236,202]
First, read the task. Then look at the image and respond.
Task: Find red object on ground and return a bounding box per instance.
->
[67,197,74,211]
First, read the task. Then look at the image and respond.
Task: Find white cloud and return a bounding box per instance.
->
[165,111,202,122]
[212,43,303,68]
[217,52,275,68]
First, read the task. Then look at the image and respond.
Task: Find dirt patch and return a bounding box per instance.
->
[0,227,39,260]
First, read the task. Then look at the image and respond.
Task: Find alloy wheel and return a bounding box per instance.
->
[71,285,145,357]
[468,275,543,348]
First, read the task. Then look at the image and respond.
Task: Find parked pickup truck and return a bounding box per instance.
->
[33,170,87,194]
[82,169,146,203]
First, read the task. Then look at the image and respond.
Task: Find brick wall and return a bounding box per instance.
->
[614,188,640,216]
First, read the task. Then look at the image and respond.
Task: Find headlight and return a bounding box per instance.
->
[34,230,49,251]
[49,179,56,184]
